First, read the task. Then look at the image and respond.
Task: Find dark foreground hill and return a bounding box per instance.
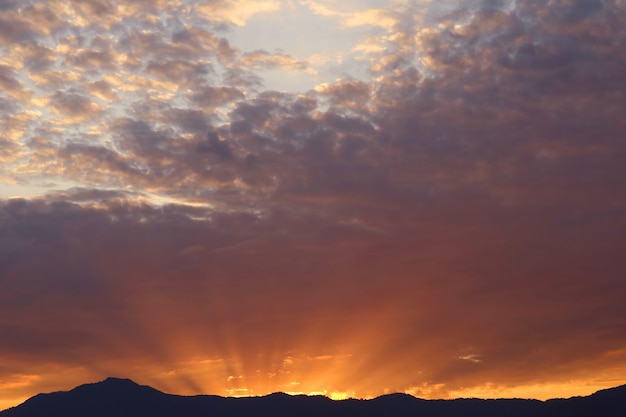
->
[1,377,625,417]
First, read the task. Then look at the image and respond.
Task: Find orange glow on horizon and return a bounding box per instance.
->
[444,379,626,401]
[3,355,626,412]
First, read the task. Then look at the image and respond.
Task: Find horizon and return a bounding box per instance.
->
[3,378,626,417]
[4,376,626,411]
[2,0,626,412]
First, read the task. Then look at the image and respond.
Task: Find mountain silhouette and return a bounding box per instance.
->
[1,377,625,417]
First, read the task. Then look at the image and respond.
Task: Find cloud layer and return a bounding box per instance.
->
[1,0,626,408]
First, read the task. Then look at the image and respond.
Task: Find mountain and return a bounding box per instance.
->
[1,377,625,417]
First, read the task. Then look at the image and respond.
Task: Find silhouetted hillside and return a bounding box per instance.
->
[1,377,625,417]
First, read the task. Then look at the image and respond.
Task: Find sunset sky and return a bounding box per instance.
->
[2,0,626,411]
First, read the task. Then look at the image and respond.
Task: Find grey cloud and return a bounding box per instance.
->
[171,28,237,63]
[560,0,604,22]
[0,65,22,93]
[166,108,212,134]
[189,86,244,108]
[57,143,142,185]
[15,0,624,228]
[0,64,34,102]
[0,0,17,11]
[146,59,213,83]
[68,48,118,71]
[315,80,372,112]
[196,130,234,160]
[50,90,101,120]
[28,69,81,89]
[229,93,286,129]
[0,16,37,45]
[113,118,176,157]
[0,96,16,113]
[88,118,243,194]
[86,80,119,101]
[223,65,264,88]
[68,0,116,17]
[18,42,57,71]
[46,187,137,203]
[120,26,234,70]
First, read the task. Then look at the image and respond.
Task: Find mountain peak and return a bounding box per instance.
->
[71,377,146,393]
[101,377,140,386]
[69,376,164,398]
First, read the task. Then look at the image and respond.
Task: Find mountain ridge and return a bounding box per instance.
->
[2,377,625,417]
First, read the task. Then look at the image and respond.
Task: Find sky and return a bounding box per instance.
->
[1,0,626,410]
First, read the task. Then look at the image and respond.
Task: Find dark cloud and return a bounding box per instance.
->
[189,86,245,108]
[16,42,57,71]
[0,64,30,100]
[146,60,213,83]
[315,80,372,112]
[171,28,237,63]
[0,0,17,11]
[197,130,234,159]
[68,0,116,17]
[49,90,102,122]
[67,48,118,72]
[45,187,137,203]
[0,96,15,113]
[0,16,37,45]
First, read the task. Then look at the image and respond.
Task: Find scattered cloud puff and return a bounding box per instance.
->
[194,0,281,26]
[241,50,307,71]
[300,0,401,28]
[1,0,626,406]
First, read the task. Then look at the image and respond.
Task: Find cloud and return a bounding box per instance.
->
[1,110,41,142]
[194,0,281,26]
[48,90,103,125]
[300,0,400,29]
[241,50,307,71]
[196,130,234,159]
[314,79,372,111]
[145,59,213,83]
[27,69,82,89]
[8,43,56,71]
[0,65,32,101]
[170,28,237,63]
[0,3,61,45]
[2,0,626,405]
[189,86,245,108]
[86,80,119,102]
